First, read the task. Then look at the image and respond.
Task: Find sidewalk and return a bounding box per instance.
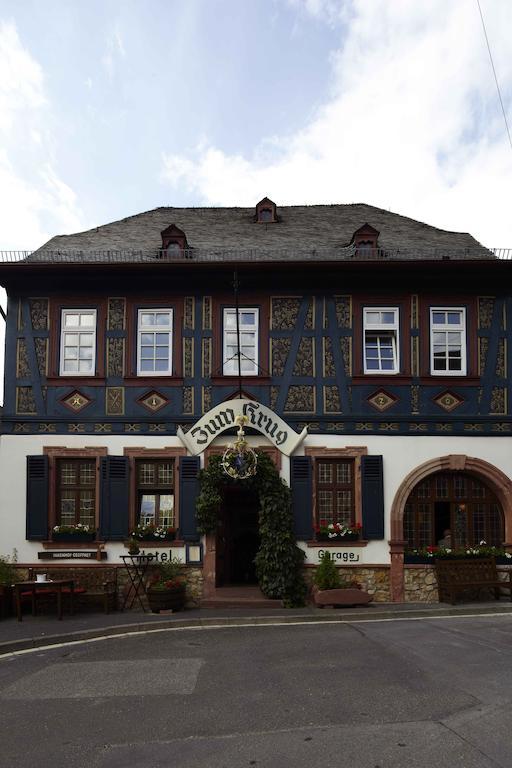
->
[2,600,512,656]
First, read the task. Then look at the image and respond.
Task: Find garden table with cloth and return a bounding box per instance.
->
[14,579,75,621]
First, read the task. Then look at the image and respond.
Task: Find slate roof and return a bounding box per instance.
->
[36,203,490,259]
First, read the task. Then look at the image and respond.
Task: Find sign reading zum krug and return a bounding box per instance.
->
[177,399,308,456]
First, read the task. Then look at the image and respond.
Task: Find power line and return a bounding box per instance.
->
[476,0,512,152]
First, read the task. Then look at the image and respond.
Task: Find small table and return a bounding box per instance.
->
[14,579,75,621]
[120,555,152,611]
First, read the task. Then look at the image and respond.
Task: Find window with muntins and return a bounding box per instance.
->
[57,459,95,528]
[136,459,175,528]
[60,309,97,375]
[137,309,173,375]
[316,459,355,527]
[430,307,466,375]
[223,308,259,375]
[363,307,399,374]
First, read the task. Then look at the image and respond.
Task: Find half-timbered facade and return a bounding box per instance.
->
[1,200,511,602]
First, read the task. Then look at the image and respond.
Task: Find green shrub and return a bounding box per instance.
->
[313,551,341,590]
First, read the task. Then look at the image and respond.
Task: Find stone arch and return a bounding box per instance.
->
[391,454,512,543]
[388,455,512,602]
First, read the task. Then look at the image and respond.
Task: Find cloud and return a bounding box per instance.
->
[161,0,512,246]
[0,20,82,251]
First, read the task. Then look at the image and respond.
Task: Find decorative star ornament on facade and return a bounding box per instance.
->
[221,415,258,480]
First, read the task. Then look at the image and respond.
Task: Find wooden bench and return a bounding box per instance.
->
[28,567,119,614]
[435,557,512,605]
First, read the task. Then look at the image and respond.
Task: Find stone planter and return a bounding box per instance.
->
[146,586,186,613]
[52,532,96,543]
[313,586,373,607]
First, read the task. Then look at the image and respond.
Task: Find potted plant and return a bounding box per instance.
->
[52,523,96,542]
[130,524,177,542]
[146,558,187,613]
[311,551,373,607]
[0,550,18,618]
[315,521,362,541]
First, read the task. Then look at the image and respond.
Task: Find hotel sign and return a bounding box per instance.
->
[177,399,308,456]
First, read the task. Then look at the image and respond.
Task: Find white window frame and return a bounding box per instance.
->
[59,309,97,376]
[223,308,259,376]
[363,307,400,374]
[137,309,173,376]
[430,307,467,376]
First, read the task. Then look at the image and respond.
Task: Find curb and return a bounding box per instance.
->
[2,603,512,656]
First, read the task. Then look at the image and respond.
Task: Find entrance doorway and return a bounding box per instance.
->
[216,486,260,586]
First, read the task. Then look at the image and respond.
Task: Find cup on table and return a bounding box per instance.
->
[36,574,47,583]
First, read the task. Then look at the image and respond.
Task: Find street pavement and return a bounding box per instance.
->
[1,612,512,767]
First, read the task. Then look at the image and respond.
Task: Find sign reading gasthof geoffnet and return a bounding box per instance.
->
[177,399,307,456]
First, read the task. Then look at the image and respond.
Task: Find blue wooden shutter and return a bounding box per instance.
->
[99,456,130,541]
[26,455,49,540]
[179,456,200,541]
[291,456,313,540]
[361,455,384,540]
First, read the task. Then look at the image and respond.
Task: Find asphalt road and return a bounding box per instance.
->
[1,614,512,767]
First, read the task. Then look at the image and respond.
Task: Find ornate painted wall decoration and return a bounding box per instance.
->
[203,297,212,330]
[149,423,166,432]
[478,297,494,329]
[379,423,399,431]
[340,337,352,376]
[326,422,344,431]
[409,423,428,432]
[184,297,194,330]
[202,386,212,413]
[138,391,168,412]
[271,298,300,330]
[284,385,315,412]
[411,337,419,376]
[356,423,373,431]
[433,390,463,413]
[39,423,56,433]
[41,385,47,404]
[61,390,91,412]
[125,424,141,432]
[107,338,124,377]
[490,387,506,414]
[464,423,484,432]
[478,337,489,375]
[16,339,30,378]
[183,337,194,377]
[16,387,36,414]
[107,298,125,330]
[492,423,511,432]
[411,385,419,414]
[323,337,335,377]
[202,338,212,377]
[106,387,124,415]
[17,300,23,331]
[324,385,341,413]
[183,386,193,414]
[29,298,48,330]
[270,386,279,410]
[271,338,291,376]
[293,338,314,377]
[496,339,506,378]
[411,295,418,328]
[14,423,30,432]
[335,296,351,328]
[436,423,452,432]
[305,298,314,329]
[368,390,397,412]
[94,423,112,432]
[68,424,85,432]
[34,338,48,376]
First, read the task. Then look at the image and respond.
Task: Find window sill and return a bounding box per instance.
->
[307,540,369,547]
[123,539,185,549]
[42,540,104,549]
[210,376,271,385]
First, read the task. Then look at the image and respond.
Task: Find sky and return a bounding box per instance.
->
[0,0,511,399]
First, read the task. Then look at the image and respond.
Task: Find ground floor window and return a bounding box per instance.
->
[136,459,175,528]
[57,459,96,528]
[316,458,355,526]
[404,471,503,548]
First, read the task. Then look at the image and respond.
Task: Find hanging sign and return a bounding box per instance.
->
[177,399,308,456]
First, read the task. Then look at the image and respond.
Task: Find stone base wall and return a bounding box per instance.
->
[305,566,391,602]
[404,566,439,603]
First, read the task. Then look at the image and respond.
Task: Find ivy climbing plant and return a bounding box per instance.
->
[196,452,307,607]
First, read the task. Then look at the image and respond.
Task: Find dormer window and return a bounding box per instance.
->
[255,197,277,223]
[352,224,380,256]
[160,224,188,257]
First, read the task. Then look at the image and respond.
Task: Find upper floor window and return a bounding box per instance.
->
[136,459,175,529]
[363,307,399,374]
[316,459,355,528]
[255,197,277,223]
[430,307,466,375]
[57,459,95,529]
[60,309,97,375]
[223,308,259,375]
[137,309,173,375]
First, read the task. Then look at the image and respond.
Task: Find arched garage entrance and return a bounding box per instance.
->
[389,455,512,602]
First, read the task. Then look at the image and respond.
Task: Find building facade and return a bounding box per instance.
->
[1,200,511,603]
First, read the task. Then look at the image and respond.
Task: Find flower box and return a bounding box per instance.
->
[52,532,95,543]
[317,532,359,542]
[146,585,186,613]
